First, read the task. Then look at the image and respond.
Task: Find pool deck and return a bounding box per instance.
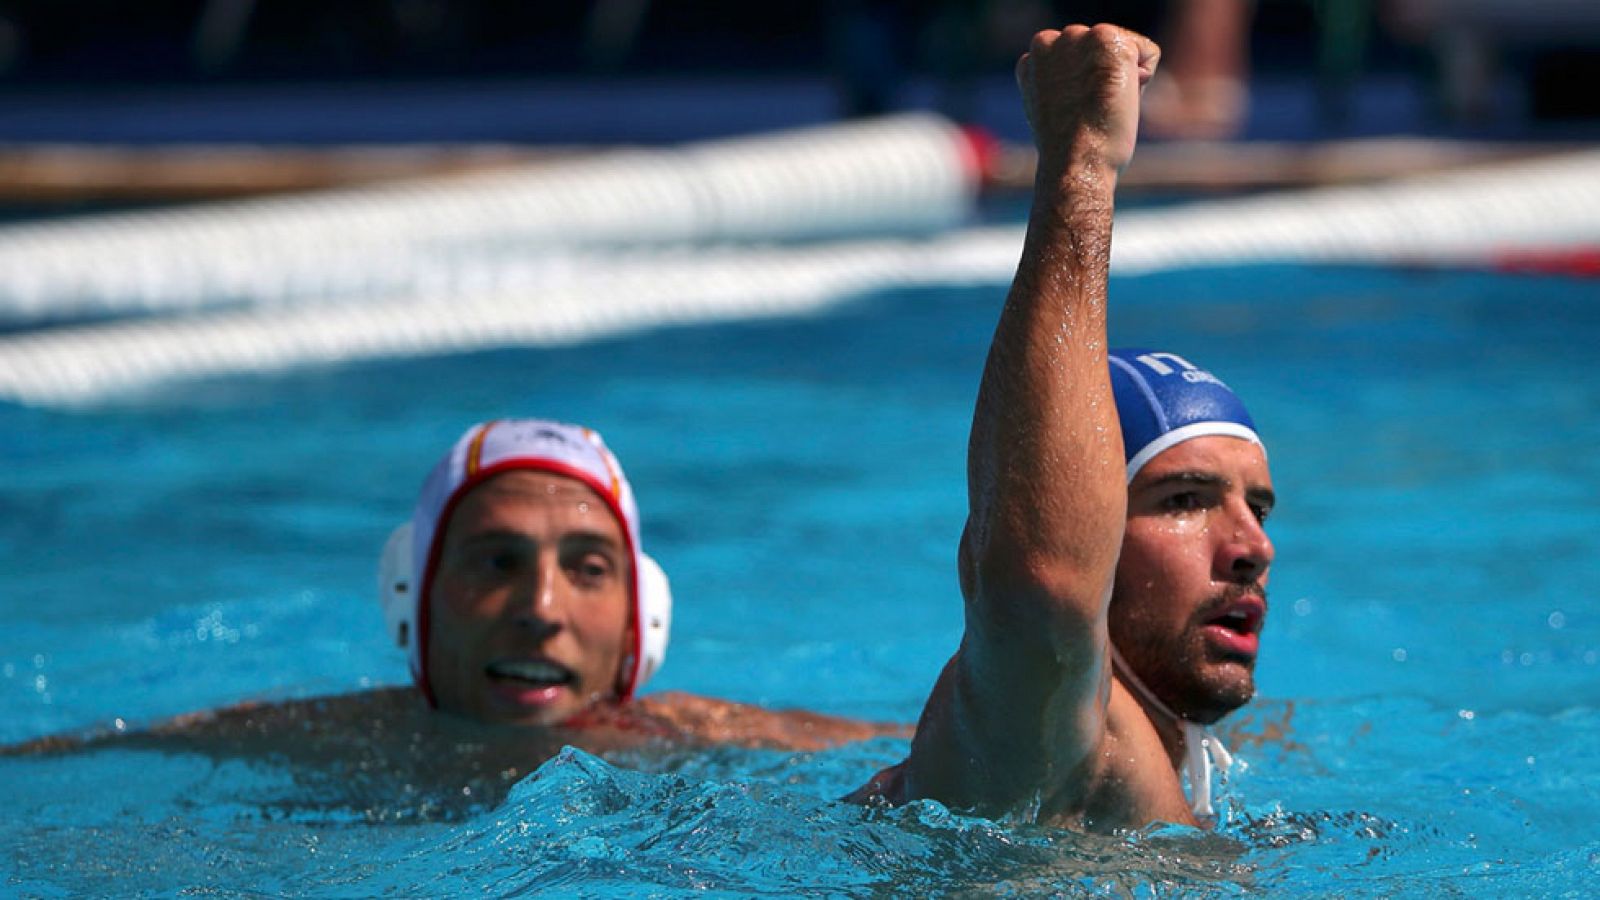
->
[1,71,1594,207]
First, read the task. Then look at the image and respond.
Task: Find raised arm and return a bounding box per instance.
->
[888,24,1157,818]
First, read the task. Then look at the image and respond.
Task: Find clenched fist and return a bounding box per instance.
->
[1016,24,1160,177]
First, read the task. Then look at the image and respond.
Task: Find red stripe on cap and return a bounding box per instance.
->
[579,427,622,500]
[465,420,498,477]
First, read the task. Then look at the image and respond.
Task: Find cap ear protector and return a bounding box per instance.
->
[631,552,672,689]
[378,522,414,650]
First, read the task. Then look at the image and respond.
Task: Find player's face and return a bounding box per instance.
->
[426,470,633,727]
[1110,436,1274,724]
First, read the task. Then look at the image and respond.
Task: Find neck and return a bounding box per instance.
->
[1109,644,1188,767]
[1109,643,1235,821]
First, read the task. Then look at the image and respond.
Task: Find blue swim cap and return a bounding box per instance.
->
[1108,348,1263,481]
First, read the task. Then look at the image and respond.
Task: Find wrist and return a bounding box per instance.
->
[1036,121,1131,178]
[1036,141,1122,190]
[1029,158,1117,240]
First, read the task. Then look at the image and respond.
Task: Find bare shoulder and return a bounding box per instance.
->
[846,684,1193,829]
[0,686,430,759]
[152,686,424,735]
[1073,682,1196,830]
[634,691,911,752]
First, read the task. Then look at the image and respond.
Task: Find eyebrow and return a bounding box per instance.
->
[560,531,625,553]
[1141,471,1277,509]
[453,528,624,551]
[1142,471,1225,492]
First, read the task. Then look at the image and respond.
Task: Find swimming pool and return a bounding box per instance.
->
[3,250,1596,894]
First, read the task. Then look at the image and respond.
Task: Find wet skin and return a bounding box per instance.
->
[1109,435,1275,726]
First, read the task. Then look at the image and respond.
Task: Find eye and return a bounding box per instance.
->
[566,552,617,588]
[442,539,526,588]
[1162,491,1205,512]
[1251,503,1272,525]
[469,545,524,577]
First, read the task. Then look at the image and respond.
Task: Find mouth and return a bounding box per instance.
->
[485,658,575,694]
[1206,600,1264,636]
[1199,593,1266,658]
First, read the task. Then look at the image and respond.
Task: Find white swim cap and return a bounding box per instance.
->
[378,419,672,705]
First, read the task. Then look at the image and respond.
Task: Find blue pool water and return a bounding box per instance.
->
[2,263,1598,895]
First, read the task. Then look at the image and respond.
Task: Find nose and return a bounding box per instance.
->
[1217,501,1274,585]
[507,554,565,637]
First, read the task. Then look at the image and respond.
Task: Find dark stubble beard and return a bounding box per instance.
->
[1109,583,1266,726]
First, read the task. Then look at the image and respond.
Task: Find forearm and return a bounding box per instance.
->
[964,158,1125,666]
[634,691,911,752]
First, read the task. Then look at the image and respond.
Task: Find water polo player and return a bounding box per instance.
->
[851,22,1275,830]
[377,418,673,727]
[8,417,904,798]
[372,416,908,748]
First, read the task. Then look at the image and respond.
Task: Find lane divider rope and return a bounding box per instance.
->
[0,114,980,327]
[1,127,1597,407]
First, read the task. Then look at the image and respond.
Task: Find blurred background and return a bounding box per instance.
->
[3,6,1597,894]
[2,0,1598,215]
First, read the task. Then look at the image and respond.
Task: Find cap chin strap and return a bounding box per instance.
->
[1108,644,1234,821]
